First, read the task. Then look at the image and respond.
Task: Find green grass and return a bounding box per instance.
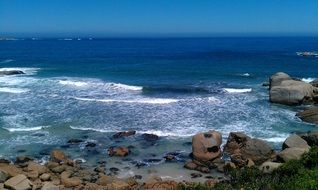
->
[178,146,318,190]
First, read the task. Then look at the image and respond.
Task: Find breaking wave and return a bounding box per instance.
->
[74,97,179,104]
[223,88,252,93]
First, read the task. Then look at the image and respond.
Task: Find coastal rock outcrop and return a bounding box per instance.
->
[269,72,316,105]
[296,107,318,124]
[224,132,274,166]
[0,70,25,76]
[282,134,310,150]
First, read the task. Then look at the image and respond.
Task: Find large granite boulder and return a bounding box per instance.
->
[277,147,309,162]
[269,72,316,105]
[224,132,274,166]
[192,130,222,166]
[4,174,32,190]
[282,134,310,150]
[296,107,318,124]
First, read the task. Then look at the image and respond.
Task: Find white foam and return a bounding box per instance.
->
[239,73,250,77]
[301,78,315,83]
[207,97,221,103]
[69,126,114,133]
[261,137,287,143]
[223,88,252,93]
[0,59,14,63]
[138,130,194,137]
[3,126,48,132]
[108,83,143,91]
[73,158,86,163]
[0,87,29,94]
[75,97,179,104]
[58,80,88,87]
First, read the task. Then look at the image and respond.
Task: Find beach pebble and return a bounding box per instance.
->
[40,173,51,181]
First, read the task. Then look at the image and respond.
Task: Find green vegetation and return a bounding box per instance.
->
[178,146,318,190]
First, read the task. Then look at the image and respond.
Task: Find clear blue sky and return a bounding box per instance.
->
[1,0,318,37]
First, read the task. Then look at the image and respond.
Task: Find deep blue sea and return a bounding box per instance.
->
[0,37,318,179]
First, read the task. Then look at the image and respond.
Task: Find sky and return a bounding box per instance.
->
[0,0,318,37]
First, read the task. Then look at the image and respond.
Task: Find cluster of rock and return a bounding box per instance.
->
[0,149,189,190]
[184,130,318,176]
[268,72,318,124]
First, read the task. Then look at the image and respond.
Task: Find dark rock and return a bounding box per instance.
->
[127,145,136,149]
[299,131,318,146]
[85,142,96,148]
[109,167,120,172]
[190,173,202,178]
[134,175,142,180]
[60,145,70,149]
[15,156,33,164]
[135,161,148,168]
[141,133,159,141]
[0,158,11,164]
[67,139,83,144]
[16,150,26,153]
[262,82,270,87]
[0,70,25,76]
[113,130,136,139]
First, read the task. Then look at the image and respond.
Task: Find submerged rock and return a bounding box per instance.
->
[108,146,130,157]
[141,133,159,141]
[269,72,317,105]
[67,139,83,144]
[113,131,136,139]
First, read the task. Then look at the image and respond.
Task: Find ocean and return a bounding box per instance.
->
[0,37,318,179]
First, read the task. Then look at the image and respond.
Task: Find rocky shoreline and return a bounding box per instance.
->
[1,71,318,189]
[1,129,317,190]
